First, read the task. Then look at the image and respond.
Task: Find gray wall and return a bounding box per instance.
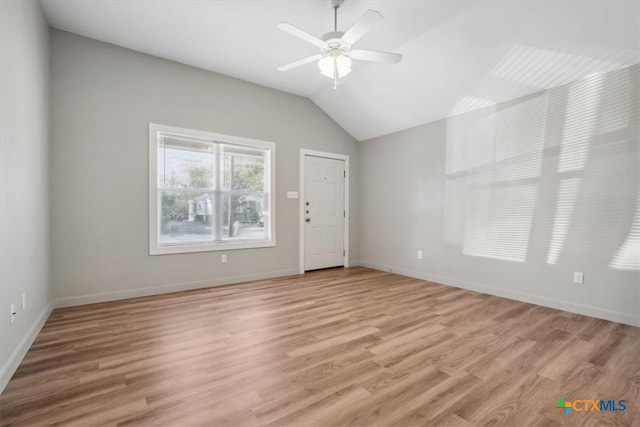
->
[358,65,639,326]
[50,30,359,304]
[0,0,51,390]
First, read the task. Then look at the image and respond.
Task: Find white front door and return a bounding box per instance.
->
[304,155,345,271]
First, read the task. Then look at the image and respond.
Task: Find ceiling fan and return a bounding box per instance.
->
[276,0,402,88]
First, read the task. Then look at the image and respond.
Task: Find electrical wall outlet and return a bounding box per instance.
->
[22,293,26,310]
[417,250,423,260]
[221,254,227,263]
[10,304,16,324]
[574,272,584,284]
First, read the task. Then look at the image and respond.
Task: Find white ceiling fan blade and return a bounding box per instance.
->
[341,10,383,45]
[277,22,325,48]
[278,54,323,71]
[350,49,402,64]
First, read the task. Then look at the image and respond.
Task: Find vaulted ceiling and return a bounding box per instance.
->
[40,0,640,141]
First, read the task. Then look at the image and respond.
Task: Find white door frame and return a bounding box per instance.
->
[299,149,350,273]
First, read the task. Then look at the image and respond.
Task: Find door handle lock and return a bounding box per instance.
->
[305,218,311,223]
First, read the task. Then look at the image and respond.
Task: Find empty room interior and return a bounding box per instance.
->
[1,0,639,425]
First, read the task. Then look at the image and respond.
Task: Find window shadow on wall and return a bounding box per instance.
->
[443,64,639,271]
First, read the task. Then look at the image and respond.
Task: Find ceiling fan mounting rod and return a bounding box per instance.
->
[331,0,344,32]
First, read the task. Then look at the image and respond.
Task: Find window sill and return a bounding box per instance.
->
[149,240,276,255]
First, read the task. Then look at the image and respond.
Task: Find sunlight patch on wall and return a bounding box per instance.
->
[445,93,546,261]
[593,68,634,135]
[463,185,538,262]
[445,108,495,175]
[546,178,581,265]
[470,94,547,185]
[558,73,603,173]
[446,94,546,176]
[550,66,637,265]
[446,65,638,265]
[610,193,640,271]
[465,114,495,171]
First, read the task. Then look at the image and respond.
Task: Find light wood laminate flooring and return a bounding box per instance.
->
[1,267,638,426]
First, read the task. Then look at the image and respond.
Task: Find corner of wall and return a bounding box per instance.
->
[0,0,53,393]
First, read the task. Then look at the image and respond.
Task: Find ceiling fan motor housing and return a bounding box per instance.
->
[321,32,350,57]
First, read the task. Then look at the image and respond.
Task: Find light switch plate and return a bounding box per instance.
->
[287,191,299,199]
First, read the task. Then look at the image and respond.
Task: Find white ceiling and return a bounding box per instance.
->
[40,0,640,141]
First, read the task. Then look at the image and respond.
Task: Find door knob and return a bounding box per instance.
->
[305,218,311,223]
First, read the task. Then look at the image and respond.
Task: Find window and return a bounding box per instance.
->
[149,124,275,255]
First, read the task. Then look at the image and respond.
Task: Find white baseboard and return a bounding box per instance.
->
[359,261,640,327]
[52,268,300,308]
[0,302,53,393]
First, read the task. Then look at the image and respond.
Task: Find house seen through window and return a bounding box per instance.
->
[149,124,275,255]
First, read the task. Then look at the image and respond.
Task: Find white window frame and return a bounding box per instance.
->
[149,123,276,255]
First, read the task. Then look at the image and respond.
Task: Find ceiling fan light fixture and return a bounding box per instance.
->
[319,54,351,79]
[276,0,401,87]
